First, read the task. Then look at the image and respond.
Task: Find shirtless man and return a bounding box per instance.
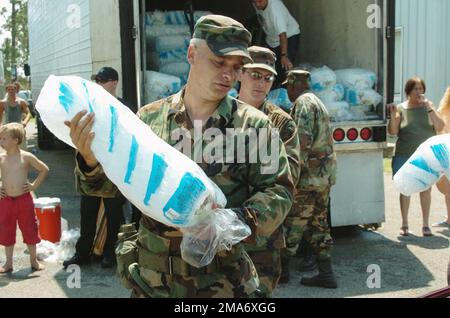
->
[0,83,31,127]
[0,123,49,273]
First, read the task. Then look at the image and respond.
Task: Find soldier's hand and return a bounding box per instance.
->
[64,110,99,168]
[281,56,293,71]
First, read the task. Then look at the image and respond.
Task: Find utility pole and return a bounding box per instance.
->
[10,0,18,80]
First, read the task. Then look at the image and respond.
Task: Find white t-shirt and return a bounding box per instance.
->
[256,0,301,48]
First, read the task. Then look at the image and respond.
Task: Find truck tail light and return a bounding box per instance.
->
[347,128,358,141]
[360,128,372,141]
[333,128,345,142]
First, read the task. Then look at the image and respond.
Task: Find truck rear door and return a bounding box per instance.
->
[119,0,142,111]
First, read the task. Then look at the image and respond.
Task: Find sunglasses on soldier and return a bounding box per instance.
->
[247,70,275,83]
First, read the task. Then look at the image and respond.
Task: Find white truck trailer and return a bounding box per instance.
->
[28,0,395,227]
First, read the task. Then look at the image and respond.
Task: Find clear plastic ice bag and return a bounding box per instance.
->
[180,209,251,268]
[335,68,377,90]
[311,66,337,92]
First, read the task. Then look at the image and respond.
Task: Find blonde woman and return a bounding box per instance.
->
[434,87,450,228]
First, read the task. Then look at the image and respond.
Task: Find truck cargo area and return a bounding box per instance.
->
[140,0,391,123]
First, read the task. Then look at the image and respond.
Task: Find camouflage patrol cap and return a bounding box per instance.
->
[193,14,253,64]
[244,46,277,75]
[283,69,311,86]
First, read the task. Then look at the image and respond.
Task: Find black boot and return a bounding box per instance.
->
[279,257,290,284]
[300,259,337,289]
[101,254,117,269]
[298,243,317,272]
[63,253,90,269]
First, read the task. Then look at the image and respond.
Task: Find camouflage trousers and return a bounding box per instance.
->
[246,249,281,297]
[128,253,260,298]
[283,186,333,260]
[119,220,260,298]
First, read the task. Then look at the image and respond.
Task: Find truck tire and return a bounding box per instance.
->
[37,113,55,150]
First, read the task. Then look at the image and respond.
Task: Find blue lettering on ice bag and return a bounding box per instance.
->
[144,154,168,206]
[163,173,206,226]
[413,177,428,187]
[82,80,94,113]
[109,105,118,153]
[82,81,94,113]
[410,156,440,178]
[124,135,139,184]
[431,144,450,170]
[345,89,359,106]
[59,82,74,113]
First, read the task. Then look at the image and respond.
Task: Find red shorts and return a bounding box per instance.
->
[0,193,41,246]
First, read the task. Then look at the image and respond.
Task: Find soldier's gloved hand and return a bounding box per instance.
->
[64,110,99,168]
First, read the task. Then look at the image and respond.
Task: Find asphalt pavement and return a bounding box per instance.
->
[0,123,449,298]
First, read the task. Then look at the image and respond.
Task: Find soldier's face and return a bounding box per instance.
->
[239,68,274,105]
[98,80,118,96]
[189,43,244,100]
[252,0,268,10]
[287,84,303,102]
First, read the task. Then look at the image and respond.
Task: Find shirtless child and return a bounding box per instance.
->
[0,123,49,273]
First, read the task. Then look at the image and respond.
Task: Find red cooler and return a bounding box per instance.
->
[34,198,62,243]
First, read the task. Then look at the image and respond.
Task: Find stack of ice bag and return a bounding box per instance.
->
[308,65,382,122]
[145,10,211,103]
[309,65,352,121]
[335,68,383,109]
[267,88,292,111]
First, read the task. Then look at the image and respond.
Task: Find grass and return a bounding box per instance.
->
[384,158,392,174]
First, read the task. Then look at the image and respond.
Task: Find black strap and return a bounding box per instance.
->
[184,0,195,37]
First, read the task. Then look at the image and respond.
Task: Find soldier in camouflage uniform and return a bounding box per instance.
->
[237,46,300,296]
[65,15,294,298]
[284,70,338,288]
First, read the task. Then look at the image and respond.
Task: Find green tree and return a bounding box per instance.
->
[1,0,29,86]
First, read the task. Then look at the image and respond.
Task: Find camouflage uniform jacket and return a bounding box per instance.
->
[261,100,300,186]
[75,90,294,249]
[290,91,337,191]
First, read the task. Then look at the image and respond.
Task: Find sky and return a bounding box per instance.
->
[0,0,11,47]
